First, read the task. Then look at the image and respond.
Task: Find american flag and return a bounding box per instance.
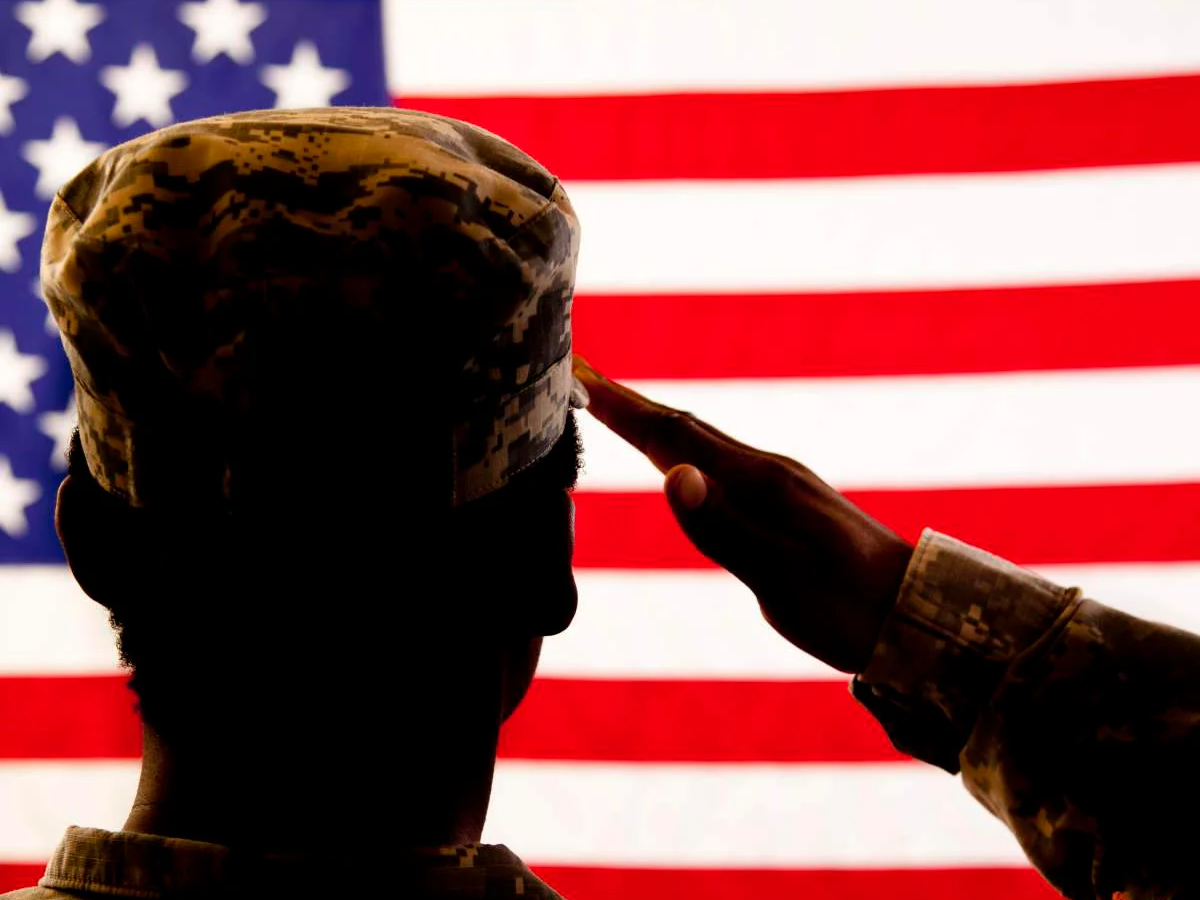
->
[3,1,1200,897]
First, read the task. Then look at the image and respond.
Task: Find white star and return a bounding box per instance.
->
[0,330,47,414]
[260,41,350,109]
[100,44,188,128]
[15,0,106,64]
[0,71,29,135]
[22,117,107,200]
[178,0,266,64]
[0,193,36,273]
[0,456,41,539]
[38,395,77,470]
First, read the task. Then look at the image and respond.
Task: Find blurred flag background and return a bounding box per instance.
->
[4,1,1200,898]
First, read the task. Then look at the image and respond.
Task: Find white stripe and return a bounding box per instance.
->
[485,761,1024,866]
[543,564,1200,681]
[563,571,840,680]
[0,762,138,862]
[384,0,1200,95]
[576,367,1200,491]
[567,167,1200,292]
[0,567,120,675]
[0,760,1021,867]
[5,562,1199,681]
[1039,561,1200,624]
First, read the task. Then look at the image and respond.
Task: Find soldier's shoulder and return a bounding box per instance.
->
[0,888,67,899]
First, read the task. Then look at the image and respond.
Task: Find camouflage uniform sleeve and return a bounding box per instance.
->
[852,529,1200,900]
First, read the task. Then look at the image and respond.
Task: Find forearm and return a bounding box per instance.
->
[852,530,1074,773]
[853,530,1200,899]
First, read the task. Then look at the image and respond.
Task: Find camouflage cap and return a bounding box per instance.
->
[40,107,586,510]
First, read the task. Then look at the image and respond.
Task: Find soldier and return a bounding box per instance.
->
[11,107,588,900]
[574,358,1200,900]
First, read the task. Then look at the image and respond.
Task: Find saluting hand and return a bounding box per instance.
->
[573,357,915,674]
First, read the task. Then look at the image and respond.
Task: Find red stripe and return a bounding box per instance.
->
[573,483,1200,569]
[399,74,1200,180]
[0,675,139,759]
[0,865,44,895]
[533,866,1063,900]
[500,678,902,762]
[0,862,1062,899]
[574,280,1200,379]
[0,675,898,764]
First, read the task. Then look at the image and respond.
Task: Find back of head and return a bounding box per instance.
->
[43,108,586,744]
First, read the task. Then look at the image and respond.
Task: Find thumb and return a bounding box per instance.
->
[665,464,709,512]
[664,465,756,576]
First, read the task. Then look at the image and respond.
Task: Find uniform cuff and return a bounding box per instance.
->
[850,529,1073,772]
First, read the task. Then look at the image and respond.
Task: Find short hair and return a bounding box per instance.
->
[65,415,583,738]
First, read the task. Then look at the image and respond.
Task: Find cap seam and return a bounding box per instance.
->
[72,377,135,426]
[455,348,572,505]
[506,177,563,241]
[52,192,86,228]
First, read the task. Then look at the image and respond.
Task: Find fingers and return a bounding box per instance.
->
[573,356,753,477]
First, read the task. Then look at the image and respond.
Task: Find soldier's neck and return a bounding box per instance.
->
[122,722,500,851]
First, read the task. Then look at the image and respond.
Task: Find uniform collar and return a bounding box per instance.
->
[39,826,564,899]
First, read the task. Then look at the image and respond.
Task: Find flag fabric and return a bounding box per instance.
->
[4,1,1200,898]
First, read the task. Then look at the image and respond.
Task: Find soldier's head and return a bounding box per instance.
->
[44,108,586,755]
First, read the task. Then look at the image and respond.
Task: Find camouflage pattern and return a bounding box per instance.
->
[1,826,567,899]
[40,107,586,509]
[854,529,1200,900]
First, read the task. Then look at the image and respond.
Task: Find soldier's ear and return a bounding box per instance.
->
[55,475,147,611]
